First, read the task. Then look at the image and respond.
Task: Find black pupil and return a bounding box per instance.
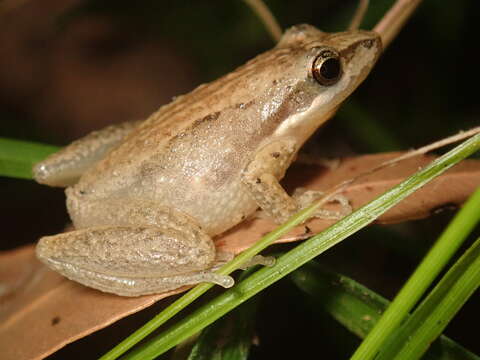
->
[320,58,340,80]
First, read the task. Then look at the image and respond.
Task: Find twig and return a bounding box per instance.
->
[243,0,282,42]
[380,127,480,166]
[348,0,370,30]
[374,0,424,48]
[318,126,480,208]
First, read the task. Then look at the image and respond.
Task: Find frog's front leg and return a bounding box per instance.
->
[36,200,233,296]
[242,138,351,224]
[242,139,299,224]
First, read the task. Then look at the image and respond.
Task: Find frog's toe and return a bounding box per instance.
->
[293,188,352,220]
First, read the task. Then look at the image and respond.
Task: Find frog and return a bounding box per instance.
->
[33,25,382,296]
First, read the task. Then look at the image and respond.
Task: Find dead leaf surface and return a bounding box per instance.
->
[1,152,479,360]
[218,152,480,252]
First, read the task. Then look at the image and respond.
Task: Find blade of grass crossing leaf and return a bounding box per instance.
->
[291,262,479,360]
[387,238,480,360]
[120,129,480,360]
[0,137,59,179]
[100,190,323,360]
[351,185,480,360]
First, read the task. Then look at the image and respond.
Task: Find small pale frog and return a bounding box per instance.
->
[33,25,381,296]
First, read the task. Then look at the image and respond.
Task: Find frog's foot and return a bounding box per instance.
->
[36,225,234,297]
[211,252,275,270]
[292,188,352,220]
[214,251,235,263]
[239,255,276,269]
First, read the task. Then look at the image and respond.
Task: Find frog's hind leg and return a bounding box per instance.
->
[36,223,233,296]
[37,199,233,296]
[33,120,142,187]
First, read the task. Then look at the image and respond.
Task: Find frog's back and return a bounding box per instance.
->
[71,25,335,234]
[77,25,330,196]
[71,40,310,233]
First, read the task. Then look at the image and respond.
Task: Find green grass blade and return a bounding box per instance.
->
[0,137,59,179]
[351,185,480,360]
[99,192,324,360]
[118,131,480,360]
[388,237,480,360]
[291,262,479,360]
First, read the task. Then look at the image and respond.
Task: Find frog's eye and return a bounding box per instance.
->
[312,49,342,86]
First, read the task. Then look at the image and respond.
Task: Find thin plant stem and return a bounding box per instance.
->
[374,0,424,48]
[243,0,282,42]
[348,0,370,30]
[351,186,480,360]
[393,238,480,360]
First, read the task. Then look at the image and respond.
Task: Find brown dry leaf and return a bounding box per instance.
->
[218,152,480,252]
[0,246,189,360]
[1,152,479,360]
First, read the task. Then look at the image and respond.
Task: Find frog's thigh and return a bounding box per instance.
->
[36,225,233,296]
[33,120,142,187]
[242,138,299,224]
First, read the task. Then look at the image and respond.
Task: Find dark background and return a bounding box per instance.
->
[1,0,478,358]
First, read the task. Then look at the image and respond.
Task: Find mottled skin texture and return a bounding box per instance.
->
[34,25,382,296]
